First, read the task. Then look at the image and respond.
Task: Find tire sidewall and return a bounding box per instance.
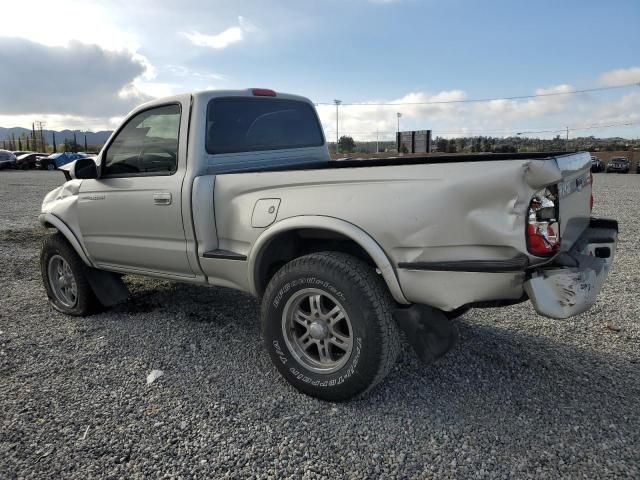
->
[263,261,384,400]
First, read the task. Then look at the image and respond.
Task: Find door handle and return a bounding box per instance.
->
[153,192,172,205]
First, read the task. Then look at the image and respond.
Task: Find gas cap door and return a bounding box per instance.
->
[251,198,281,228]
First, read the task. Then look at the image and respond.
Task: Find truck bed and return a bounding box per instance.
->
[213,151,577,174]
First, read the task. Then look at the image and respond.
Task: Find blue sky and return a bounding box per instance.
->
[1,0,638,139]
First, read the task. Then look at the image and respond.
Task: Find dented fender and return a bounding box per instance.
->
[39,179,93,267]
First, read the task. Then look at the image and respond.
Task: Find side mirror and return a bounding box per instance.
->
[61,157,99,181]
[75,157,99,179]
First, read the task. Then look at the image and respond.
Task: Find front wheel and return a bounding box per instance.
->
[261,252,401,401]
[41,233,98,316]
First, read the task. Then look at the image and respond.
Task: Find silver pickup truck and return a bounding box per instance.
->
[39,88,618,400]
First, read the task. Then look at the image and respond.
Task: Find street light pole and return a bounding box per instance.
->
[396,112,402,152]
[334,99,341,153]
[566,126,569,151]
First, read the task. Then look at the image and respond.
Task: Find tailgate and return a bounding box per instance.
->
[554,152,593,250]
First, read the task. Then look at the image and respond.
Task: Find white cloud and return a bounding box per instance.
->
[317,79,640,140]
[164,65,226,81]
[129,82,179,99]
[0,0,139,52]
[599,67,640,86]
[182,16,257,50]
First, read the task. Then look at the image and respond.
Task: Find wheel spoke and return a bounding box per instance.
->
[300,335,314,351]
[329,333,350,351]
[308,294,323,316]
[326,305,345,325]
[294,309,311,327]
[318,341,332,363]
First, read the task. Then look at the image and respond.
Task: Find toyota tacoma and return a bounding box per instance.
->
[39,89,618,400]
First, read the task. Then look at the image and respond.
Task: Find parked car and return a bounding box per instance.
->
[590,155,604,173]
[39,89,618,401]
[0,150,17,169]
[16,152,47,169]
[36,152,87,170]
[606,157,630,173]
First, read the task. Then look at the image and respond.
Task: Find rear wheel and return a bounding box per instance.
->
[261,252,401,401]
[41,233,98,316]
[46,163,55,171]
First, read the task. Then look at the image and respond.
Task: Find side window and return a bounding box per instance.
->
[103,104,181,177]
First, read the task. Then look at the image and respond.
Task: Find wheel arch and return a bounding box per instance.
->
[39,213,93,267]
[248,216,409,304]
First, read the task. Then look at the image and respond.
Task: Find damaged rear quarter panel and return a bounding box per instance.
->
[214,157,568,309]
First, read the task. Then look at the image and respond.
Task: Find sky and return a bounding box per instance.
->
[0,0,639,141]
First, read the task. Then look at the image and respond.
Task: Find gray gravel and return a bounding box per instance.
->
[1,170,639,479]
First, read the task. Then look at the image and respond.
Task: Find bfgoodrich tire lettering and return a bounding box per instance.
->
[261,252,401,401]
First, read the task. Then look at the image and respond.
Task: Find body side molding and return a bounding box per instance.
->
[398,255,529,273]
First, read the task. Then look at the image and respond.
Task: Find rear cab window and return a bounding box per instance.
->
[206,98,324,154]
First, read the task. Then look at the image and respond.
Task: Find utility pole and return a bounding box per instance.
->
[334,99,341,154]
[35,121,46,152]
[566,126,569,151]
[376,129,379,154]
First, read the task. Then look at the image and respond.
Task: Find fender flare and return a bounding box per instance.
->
[248,215,410,304]
[39,213,94,267]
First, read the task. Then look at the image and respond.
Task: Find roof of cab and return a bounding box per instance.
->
[133,89,314,114]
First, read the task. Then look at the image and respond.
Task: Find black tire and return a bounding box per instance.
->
[40,233,99,316]
[261,252,401,401]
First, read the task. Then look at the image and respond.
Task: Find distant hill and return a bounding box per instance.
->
[0,127,113,147]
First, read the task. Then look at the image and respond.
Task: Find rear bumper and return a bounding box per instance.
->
[524,217,618,319]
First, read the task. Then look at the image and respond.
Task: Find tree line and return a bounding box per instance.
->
[1,130,95,153]
[332,135,639,154]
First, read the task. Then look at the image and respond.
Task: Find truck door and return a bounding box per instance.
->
[78,100,194,277]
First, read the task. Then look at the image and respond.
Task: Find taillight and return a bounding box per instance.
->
[526,187,561,256]
[252,88,277,97]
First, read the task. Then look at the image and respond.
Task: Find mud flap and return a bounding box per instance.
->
[394,305,458,364]
[85,268,129,307]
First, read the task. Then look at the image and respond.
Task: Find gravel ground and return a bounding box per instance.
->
[1,170,638,479]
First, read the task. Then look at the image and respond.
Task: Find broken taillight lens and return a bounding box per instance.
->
[526,187,560,256]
